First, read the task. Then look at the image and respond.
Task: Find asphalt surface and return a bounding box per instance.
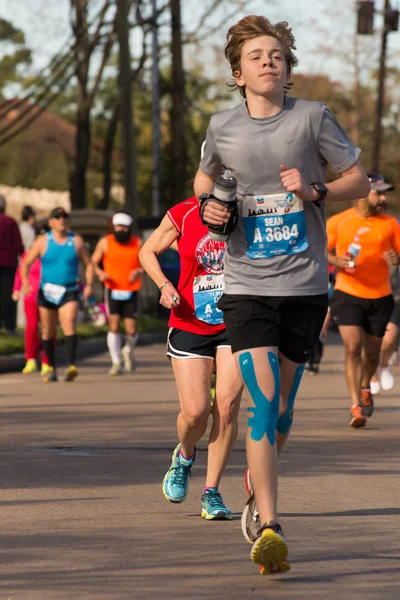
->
[0,334,399,599]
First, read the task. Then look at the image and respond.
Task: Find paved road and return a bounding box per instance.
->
[0,336,399,599]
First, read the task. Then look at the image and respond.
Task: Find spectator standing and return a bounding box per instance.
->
[0,194,24,333]
[19,206,36,251]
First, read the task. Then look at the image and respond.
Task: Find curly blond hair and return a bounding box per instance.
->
[225,15,298,98]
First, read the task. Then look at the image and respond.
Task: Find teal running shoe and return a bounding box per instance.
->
[162,443,195,503]
[201,488,232,520]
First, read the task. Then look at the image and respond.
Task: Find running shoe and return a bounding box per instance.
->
[251,521,291,575]
[22,359,37,374]
[41,363,52,376]
[109,363,123,376]
[64,365,78,382]
[349,404,367,428]
[360,388,374,417]
[201,488,232,520]
[162,443,195,503]
[43,367,58,383]
[380,366,395,391]
[370,378,381,396]
[121,345,137,373]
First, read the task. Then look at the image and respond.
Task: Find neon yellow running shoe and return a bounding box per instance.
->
[64,365,78,382]
[251,521,291,575]
[41,363,51,376]
[22,359,37,374]
[109,363,123,376]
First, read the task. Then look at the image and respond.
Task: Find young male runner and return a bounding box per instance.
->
[327,174,400,427]
[92,212,142,374]
[194,15,370,574]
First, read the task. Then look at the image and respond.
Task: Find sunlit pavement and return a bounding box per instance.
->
[0,335,399,599]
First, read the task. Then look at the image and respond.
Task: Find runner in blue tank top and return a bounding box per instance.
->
[21,207,94,383]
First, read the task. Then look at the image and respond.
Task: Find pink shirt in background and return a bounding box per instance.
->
[13,253,41,302]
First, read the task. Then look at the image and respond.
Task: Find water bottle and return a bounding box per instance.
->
[345,240,362,273]
[208,170,238,242]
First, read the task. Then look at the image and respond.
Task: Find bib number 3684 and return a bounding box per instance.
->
[263,223,299,243]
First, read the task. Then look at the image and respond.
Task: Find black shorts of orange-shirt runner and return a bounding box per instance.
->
[330,290,395,338]
[217,294,329,364]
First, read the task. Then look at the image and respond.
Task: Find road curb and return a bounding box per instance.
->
[0,331,166,374]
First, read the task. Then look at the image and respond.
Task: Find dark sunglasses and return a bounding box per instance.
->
[53,213,69,220]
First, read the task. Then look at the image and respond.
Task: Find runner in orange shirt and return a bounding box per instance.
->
[92,212,143,375]
[327,174,400,428]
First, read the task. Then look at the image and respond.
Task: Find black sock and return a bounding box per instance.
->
[42,339,55,368]
[65,334,78,365]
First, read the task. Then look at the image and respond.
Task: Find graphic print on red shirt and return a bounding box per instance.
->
[167,197,226,335]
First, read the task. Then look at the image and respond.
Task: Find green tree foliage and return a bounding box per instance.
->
[0,19,32,100]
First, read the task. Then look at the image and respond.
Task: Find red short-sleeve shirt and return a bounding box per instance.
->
[167,197,226,335]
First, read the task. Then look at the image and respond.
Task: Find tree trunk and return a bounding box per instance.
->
[98,100,120,210]
[170,0,187,206]
[70,105,90,209]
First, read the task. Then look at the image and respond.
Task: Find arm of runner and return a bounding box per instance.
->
[280,161,370,203]
[384,224,400,265]
[75,236,94,299]
[194,168,229,226]
[91,237,110,283]
[139,215,180,309]
[326,215,351,269]
[20,236,44,296]
[129,239,144,282]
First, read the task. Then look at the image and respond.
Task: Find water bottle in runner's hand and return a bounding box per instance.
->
[208,170,238,242]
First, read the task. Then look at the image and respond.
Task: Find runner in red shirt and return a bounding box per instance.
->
[139,197,243,520]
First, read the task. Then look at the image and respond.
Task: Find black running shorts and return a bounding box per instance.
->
[38,288,80,311]
[167,328,230,359]
[217,293,328,364]
[105,288,139,319]
[331,290,395,338]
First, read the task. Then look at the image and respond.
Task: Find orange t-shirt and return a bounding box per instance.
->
[327,207,400,299]
[103,234,142,292]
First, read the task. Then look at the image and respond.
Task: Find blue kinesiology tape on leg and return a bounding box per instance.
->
[239,351,280,446]
[276,363,305,435]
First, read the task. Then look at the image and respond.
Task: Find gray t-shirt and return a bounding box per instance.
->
[200,97,360,296]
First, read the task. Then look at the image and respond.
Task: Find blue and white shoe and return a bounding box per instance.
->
[201,488,232,520]
[162,443,195,503]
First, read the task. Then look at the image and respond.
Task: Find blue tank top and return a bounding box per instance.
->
[41,232,79,289]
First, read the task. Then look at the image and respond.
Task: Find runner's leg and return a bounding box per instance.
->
[40,307,58,368]
[205,347,242,488]
[361,333,383,388]
[380,322,398,367]
[339,325,363,406]
[173,357,214,458]
[107,314,122,365]
[58,301,79,365]
[276,355,305,455]
[237,346,280,524]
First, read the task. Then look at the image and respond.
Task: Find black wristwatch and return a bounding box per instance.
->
[310,181,328,202]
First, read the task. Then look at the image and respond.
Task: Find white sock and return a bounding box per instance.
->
[107,332,121,364]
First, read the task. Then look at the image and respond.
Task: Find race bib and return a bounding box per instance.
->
[111,290,133,301]
[42,283,66,306]
[193,273,225,325]
[242,193,309,259]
